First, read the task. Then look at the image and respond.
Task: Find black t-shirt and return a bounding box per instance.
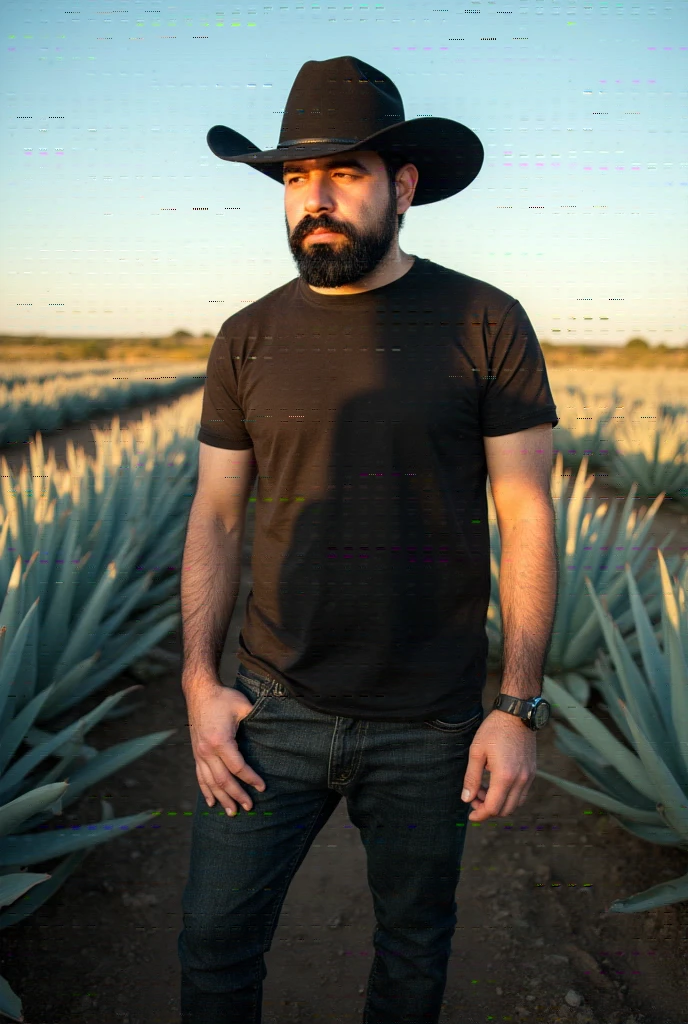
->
[197,255,559,721]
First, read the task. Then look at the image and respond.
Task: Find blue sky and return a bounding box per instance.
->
[1,1,686,344]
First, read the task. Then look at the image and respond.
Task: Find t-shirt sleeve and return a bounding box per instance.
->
[196,328,253,450]
[480,299,559,436]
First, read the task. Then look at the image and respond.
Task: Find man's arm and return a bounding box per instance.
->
[483,423,559,701]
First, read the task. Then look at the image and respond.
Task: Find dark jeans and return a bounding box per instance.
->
[178,662,485,1024]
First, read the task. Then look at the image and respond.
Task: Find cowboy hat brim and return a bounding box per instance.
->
[207,117,483,206]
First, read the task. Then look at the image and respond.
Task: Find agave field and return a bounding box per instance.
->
[0,359,207,447]
[0,366,686,1021]
[0,392,204,1021]
[548,367,688,507]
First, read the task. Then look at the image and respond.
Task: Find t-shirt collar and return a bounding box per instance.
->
[296,255,422,310]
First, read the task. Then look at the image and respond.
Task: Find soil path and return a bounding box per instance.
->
[0,398,686,1024]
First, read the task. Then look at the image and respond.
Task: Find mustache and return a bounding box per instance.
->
[297,221,348,240]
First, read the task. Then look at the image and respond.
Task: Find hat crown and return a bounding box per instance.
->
[278,55,405,150]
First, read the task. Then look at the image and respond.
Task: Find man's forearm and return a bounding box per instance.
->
[180,507,244,689]
[497,500,558,700]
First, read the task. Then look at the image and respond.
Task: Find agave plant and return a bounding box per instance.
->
[0,558,176,1022]
[607,404,688,510]
[536,548,688,913]
[487,452,682,705]
[550,384,624,472]
[0,415,197,727]
[0,396,209,1020]
[0,360,206,446]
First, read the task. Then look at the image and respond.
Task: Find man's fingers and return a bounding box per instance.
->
[468,777,516,821]
[197,756,252,814]
[462,755,487,802]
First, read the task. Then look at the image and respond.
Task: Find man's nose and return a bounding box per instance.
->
[303,180,337,211]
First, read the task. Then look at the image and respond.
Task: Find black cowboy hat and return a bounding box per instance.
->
[207,55,484,206]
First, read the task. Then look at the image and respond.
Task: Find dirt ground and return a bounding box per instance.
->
[0,403,687,1024]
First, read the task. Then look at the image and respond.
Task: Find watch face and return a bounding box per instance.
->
[534,701,550,728]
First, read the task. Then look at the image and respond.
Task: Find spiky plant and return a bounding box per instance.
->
[550,384,622,472]
[487,453,681,705]
[0,559,175,1021]
[608,404,688,510]
[536,549,688,913]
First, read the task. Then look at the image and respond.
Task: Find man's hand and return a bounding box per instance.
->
[460,710,536,822]
[183,672,266,816]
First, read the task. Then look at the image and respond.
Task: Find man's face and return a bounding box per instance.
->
[283,150,404,288]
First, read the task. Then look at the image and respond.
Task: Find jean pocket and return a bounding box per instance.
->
[232,672,273,724]
[424,704,484,735]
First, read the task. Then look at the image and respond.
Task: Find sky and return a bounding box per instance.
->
[1,1,686,344]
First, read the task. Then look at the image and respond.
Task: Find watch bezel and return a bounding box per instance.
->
[532,698,550,728]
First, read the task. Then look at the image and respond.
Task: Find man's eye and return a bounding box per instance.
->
[286,173,356,184]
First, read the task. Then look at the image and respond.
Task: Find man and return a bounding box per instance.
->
[178,55,559,1024]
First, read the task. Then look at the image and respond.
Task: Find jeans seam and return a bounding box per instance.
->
[259,791,339,953]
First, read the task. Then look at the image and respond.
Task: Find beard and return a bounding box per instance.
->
[286,183,399,288]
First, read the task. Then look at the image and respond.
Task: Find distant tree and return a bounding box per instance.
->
[172,329,193,339]
[202,331,213,339]
[625,336,649,350]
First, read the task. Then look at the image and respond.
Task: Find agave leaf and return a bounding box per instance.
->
[617,700,688,844]
[564,600,616,672]
[610,817,685,847]
[38,612,180,721]
[128,569,180,612]
[550,720,611,770]
[14,729,175,832]
[0,682,62,778]
[103,595,180,656]
[14,580,39,712]
[625,564,670,717]
[0,782,69,839]
[0,684,145,801]
[561,673,590,705]
[0,972,23,1022]
[551,724,658,812]
[0,597,40,726]
[535,769,663,824]
[0,805,162,867]
[0,800,116,932]
[607,870,688,914]
[31,743,93,789]
[38,509,84,668]
[0,557,25,667]
[51,559,121,681]
[596,688,645,757]
[584,577,669,756]
[541,676,655,801]
[0,871,51,909]
[31,650,100,722]
[23,723,98,763]
[656,551,688,783]
[80,471,124,579]
[99,698,146,721]
[39,729,176,814]
[95,570,154,639]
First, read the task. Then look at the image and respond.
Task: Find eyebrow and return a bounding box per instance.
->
[282,157,370,179]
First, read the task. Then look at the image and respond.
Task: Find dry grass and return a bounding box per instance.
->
[2,336,687,368]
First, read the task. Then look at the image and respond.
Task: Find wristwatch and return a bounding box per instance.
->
[492,692,551,731]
